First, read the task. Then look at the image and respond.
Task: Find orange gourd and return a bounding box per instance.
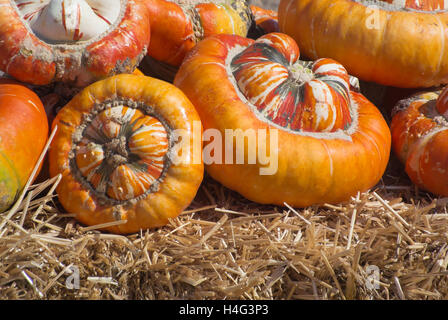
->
[174,33,391,207]
[144,0,251,67]
[279,0,448,88]
[141,0,252,81]
[391,86,448,196]
[49,74,204,234]
[0,0,150,86]
[0,80,49,211]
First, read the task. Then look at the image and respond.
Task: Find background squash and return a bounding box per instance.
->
[249,5,279,38]
[0,80,49,211]
[174,33,391,207]
[391,86,448,196]
[279,0,448,88]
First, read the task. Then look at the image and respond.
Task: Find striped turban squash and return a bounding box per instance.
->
[391,86,448,196]
[174,33,391,207]
[249,5,279,37]
[49,74,204,234]
[0,0,150,86]
[279,0,448,88]
[141,0,252,81]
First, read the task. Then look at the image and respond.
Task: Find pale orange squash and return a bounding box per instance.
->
[279,0,448,88]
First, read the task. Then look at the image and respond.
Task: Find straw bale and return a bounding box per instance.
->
[1,151,448,299]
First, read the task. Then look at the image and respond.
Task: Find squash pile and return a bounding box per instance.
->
[1,0,447,234]
[279,0,448,88]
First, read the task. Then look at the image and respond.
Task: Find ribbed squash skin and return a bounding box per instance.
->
[144,0,252,67]
[279,0,448,88]
[391,87,448,196]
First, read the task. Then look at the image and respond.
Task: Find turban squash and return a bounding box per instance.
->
[0,0,150,86]
[391,86,448,196]
[0,79,48,211]
[174,33,391,207]
[279,0,448,88]
[141,0,252,81]
[49,74,204,234]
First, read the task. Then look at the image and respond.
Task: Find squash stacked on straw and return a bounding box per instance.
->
[4,0,448,234]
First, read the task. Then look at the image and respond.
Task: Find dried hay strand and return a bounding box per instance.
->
[0,144,448,300]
